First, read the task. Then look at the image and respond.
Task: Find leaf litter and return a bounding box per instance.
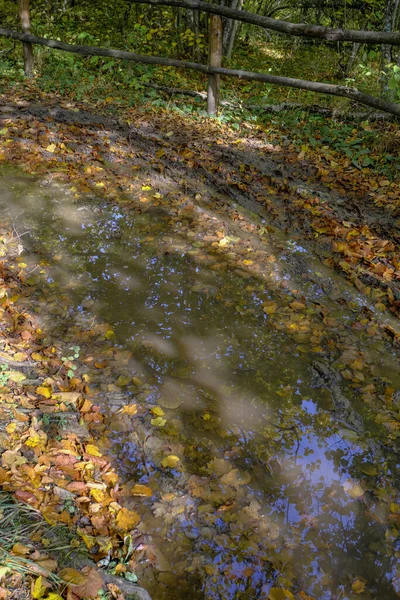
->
[0,89,399,600]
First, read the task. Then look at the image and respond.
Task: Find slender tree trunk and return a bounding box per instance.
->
[223,0,242,59]
[20,0,34,77]
[225,20,241,61]
[382,0,395,69]
[193,9,200,60]
[345,42,361,77]
[207,14,223,115]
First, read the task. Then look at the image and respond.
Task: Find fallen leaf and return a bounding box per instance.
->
[85,444,102,457]
[36,386,52,399]
[161,455,180,468]
[68,566,103,599]
[131,484,153,497]
[150,416,166,427]
[263,301,278,315]
[115,507,141,531]
[343,479,365,499]
[268,588,295,600]
[59,568,88,586]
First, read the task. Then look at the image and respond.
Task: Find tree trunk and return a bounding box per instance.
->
[222,0,242,58]
[225,20,241,61]
[382,0,395,73]
[19,0,34,77]
[207,15,223,115]
[345,42,361,77]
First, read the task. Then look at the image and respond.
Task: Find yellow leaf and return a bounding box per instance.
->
[85,444,102,457]
[104,329,115,339]
[352,579,366,594]
[7,370,26,383]
[95,182,105,188]
[141,185,152,191]
[150,417,166,427]
[150,406,165,417]
[6,422,16,434]
[59,568,88,586]
[46,143,56,153]
[12,352,27,361]
[25,430,48,449]
[32,353,46,361]
[90,488,106,502]
[116,375,131,387]
[263,301,277,315]
[268,588,295,600]
[155,149,165,159]
[78,531,97,550]
[115,507,141,531]
[131,484,153,497]
[121,404,138,415]
[32,576,46,599]
[161,455,180,468]
[46,594,64,600]
[36,386,52,399]
[12,542,30,556]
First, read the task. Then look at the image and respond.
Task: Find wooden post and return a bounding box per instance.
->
[207,14,222,116]
[20,0,34,77]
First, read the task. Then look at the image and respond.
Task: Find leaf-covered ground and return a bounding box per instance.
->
[0,86,399,600]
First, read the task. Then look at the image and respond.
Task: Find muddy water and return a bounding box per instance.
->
[1,165,399,600]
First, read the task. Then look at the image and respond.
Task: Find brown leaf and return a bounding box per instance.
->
[68,567,103,599]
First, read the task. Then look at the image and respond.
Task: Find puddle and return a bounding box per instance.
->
[1,165,399,600]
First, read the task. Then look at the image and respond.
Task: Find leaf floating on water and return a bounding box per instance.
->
[151,417,166,427]
[121,404,138,416]
[116,375,131,387]
[343,479,365,499]
[161,455,180,468]
[220,468,251,487]
[263,301,278,315]
[268,588,295,600]
[150,406,165,417]
[351,579,366,594]
[131,484,153,497]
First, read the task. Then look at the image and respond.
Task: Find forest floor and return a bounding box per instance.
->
[0,86,399,600]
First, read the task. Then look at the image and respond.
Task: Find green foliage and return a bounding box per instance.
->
[61,345,80,378]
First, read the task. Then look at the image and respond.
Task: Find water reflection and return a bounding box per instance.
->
[1,166,399,600]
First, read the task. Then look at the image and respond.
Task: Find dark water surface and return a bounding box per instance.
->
[1,165,399,600]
